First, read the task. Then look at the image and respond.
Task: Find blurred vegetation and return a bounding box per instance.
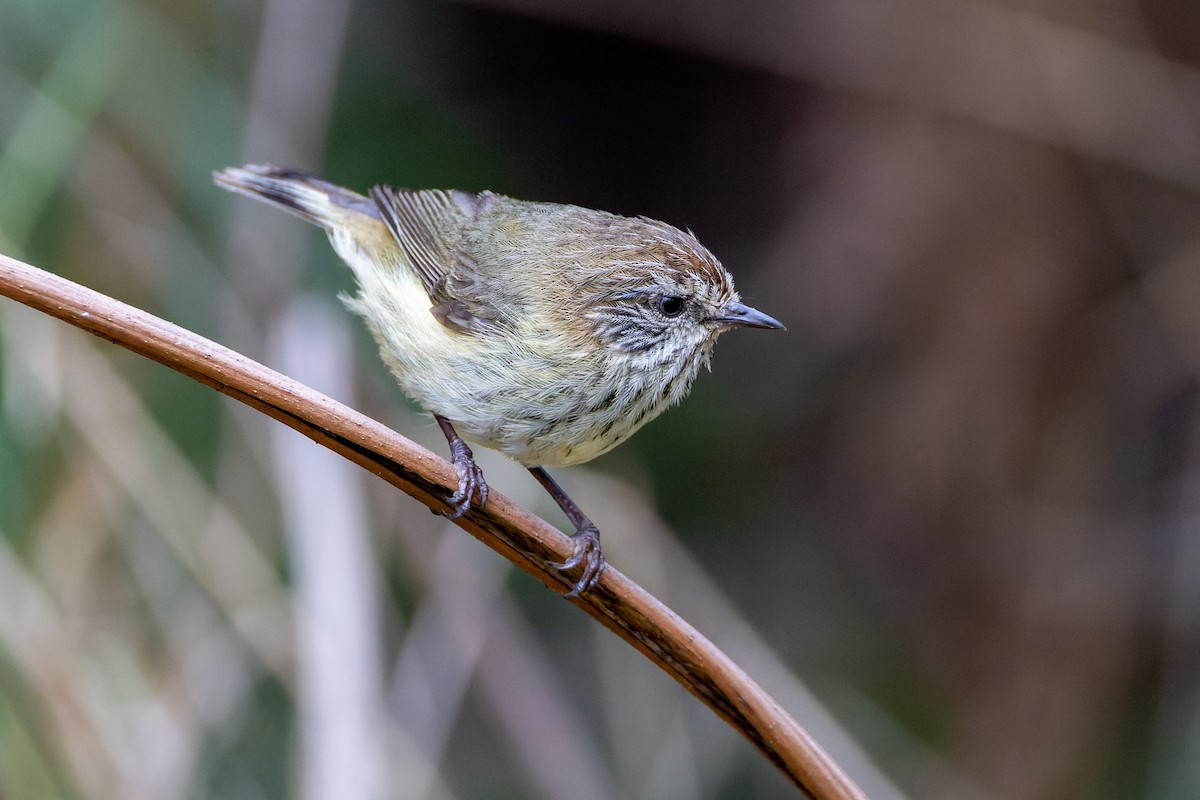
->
[4,0,1200,798]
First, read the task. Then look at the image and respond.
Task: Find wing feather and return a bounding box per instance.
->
[370,185,504,334]
[369,185,458,298]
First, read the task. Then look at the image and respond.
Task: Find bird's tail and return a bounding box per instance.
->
[213,164,381,230]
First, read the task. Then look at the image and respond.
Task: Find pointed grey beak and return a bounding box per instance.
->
[712,301,786,330]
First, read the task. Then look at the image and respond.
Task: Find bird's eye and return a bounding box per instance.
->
[656,295,687,318]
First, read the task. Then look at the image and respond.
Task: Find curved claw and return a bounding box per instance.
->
[551,525,605,597]
[439,423,488,519]
[445,455,488,519]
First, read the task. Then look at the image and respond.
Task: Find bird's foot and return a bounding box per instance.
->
[444,437,488,519]
[551,524,605,597]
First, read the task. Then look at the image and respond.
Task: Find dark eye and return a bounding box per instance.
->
[656,295,687,318]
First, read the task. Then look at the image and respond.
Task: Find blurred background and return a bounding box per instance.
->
[3,0,1200,798]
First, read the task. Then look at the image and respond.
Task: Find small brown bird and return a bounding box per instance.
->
[214,165,783,595]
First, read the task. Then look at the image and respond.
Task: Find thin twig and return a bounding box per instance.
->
[0,252,869,800]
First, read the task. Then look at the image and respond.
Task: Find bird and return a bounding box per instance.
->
[214,164,784,596]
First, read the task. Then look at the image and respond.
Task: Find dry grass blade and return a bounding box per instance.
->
[0,251,869,800]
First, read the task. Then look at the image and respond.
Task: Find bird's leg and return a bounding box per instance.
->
[435,415,488,518]
[528,466,605,597]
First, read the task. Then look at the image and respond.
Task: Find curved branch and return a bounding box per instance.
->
[0,252,868,800]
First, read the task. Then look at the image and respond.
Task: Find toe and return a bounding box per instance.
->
[445,460,488,519]
[554,526,605,597]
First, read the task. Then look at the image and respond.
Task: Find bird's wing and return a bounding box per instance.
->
[369,185,461,297]
[369,185,505,334]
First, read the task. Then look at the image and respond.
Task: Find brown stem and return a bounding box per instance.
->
[0,252,869,800]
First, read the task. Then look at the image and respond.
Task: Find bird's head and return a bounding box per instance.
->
[580,218,784,370]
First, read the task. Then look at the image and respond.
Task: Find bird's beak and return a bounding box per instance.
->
[713,301,786,330]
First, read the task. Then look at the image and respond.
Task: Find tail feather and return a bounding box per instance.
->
[213,164,379,229]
